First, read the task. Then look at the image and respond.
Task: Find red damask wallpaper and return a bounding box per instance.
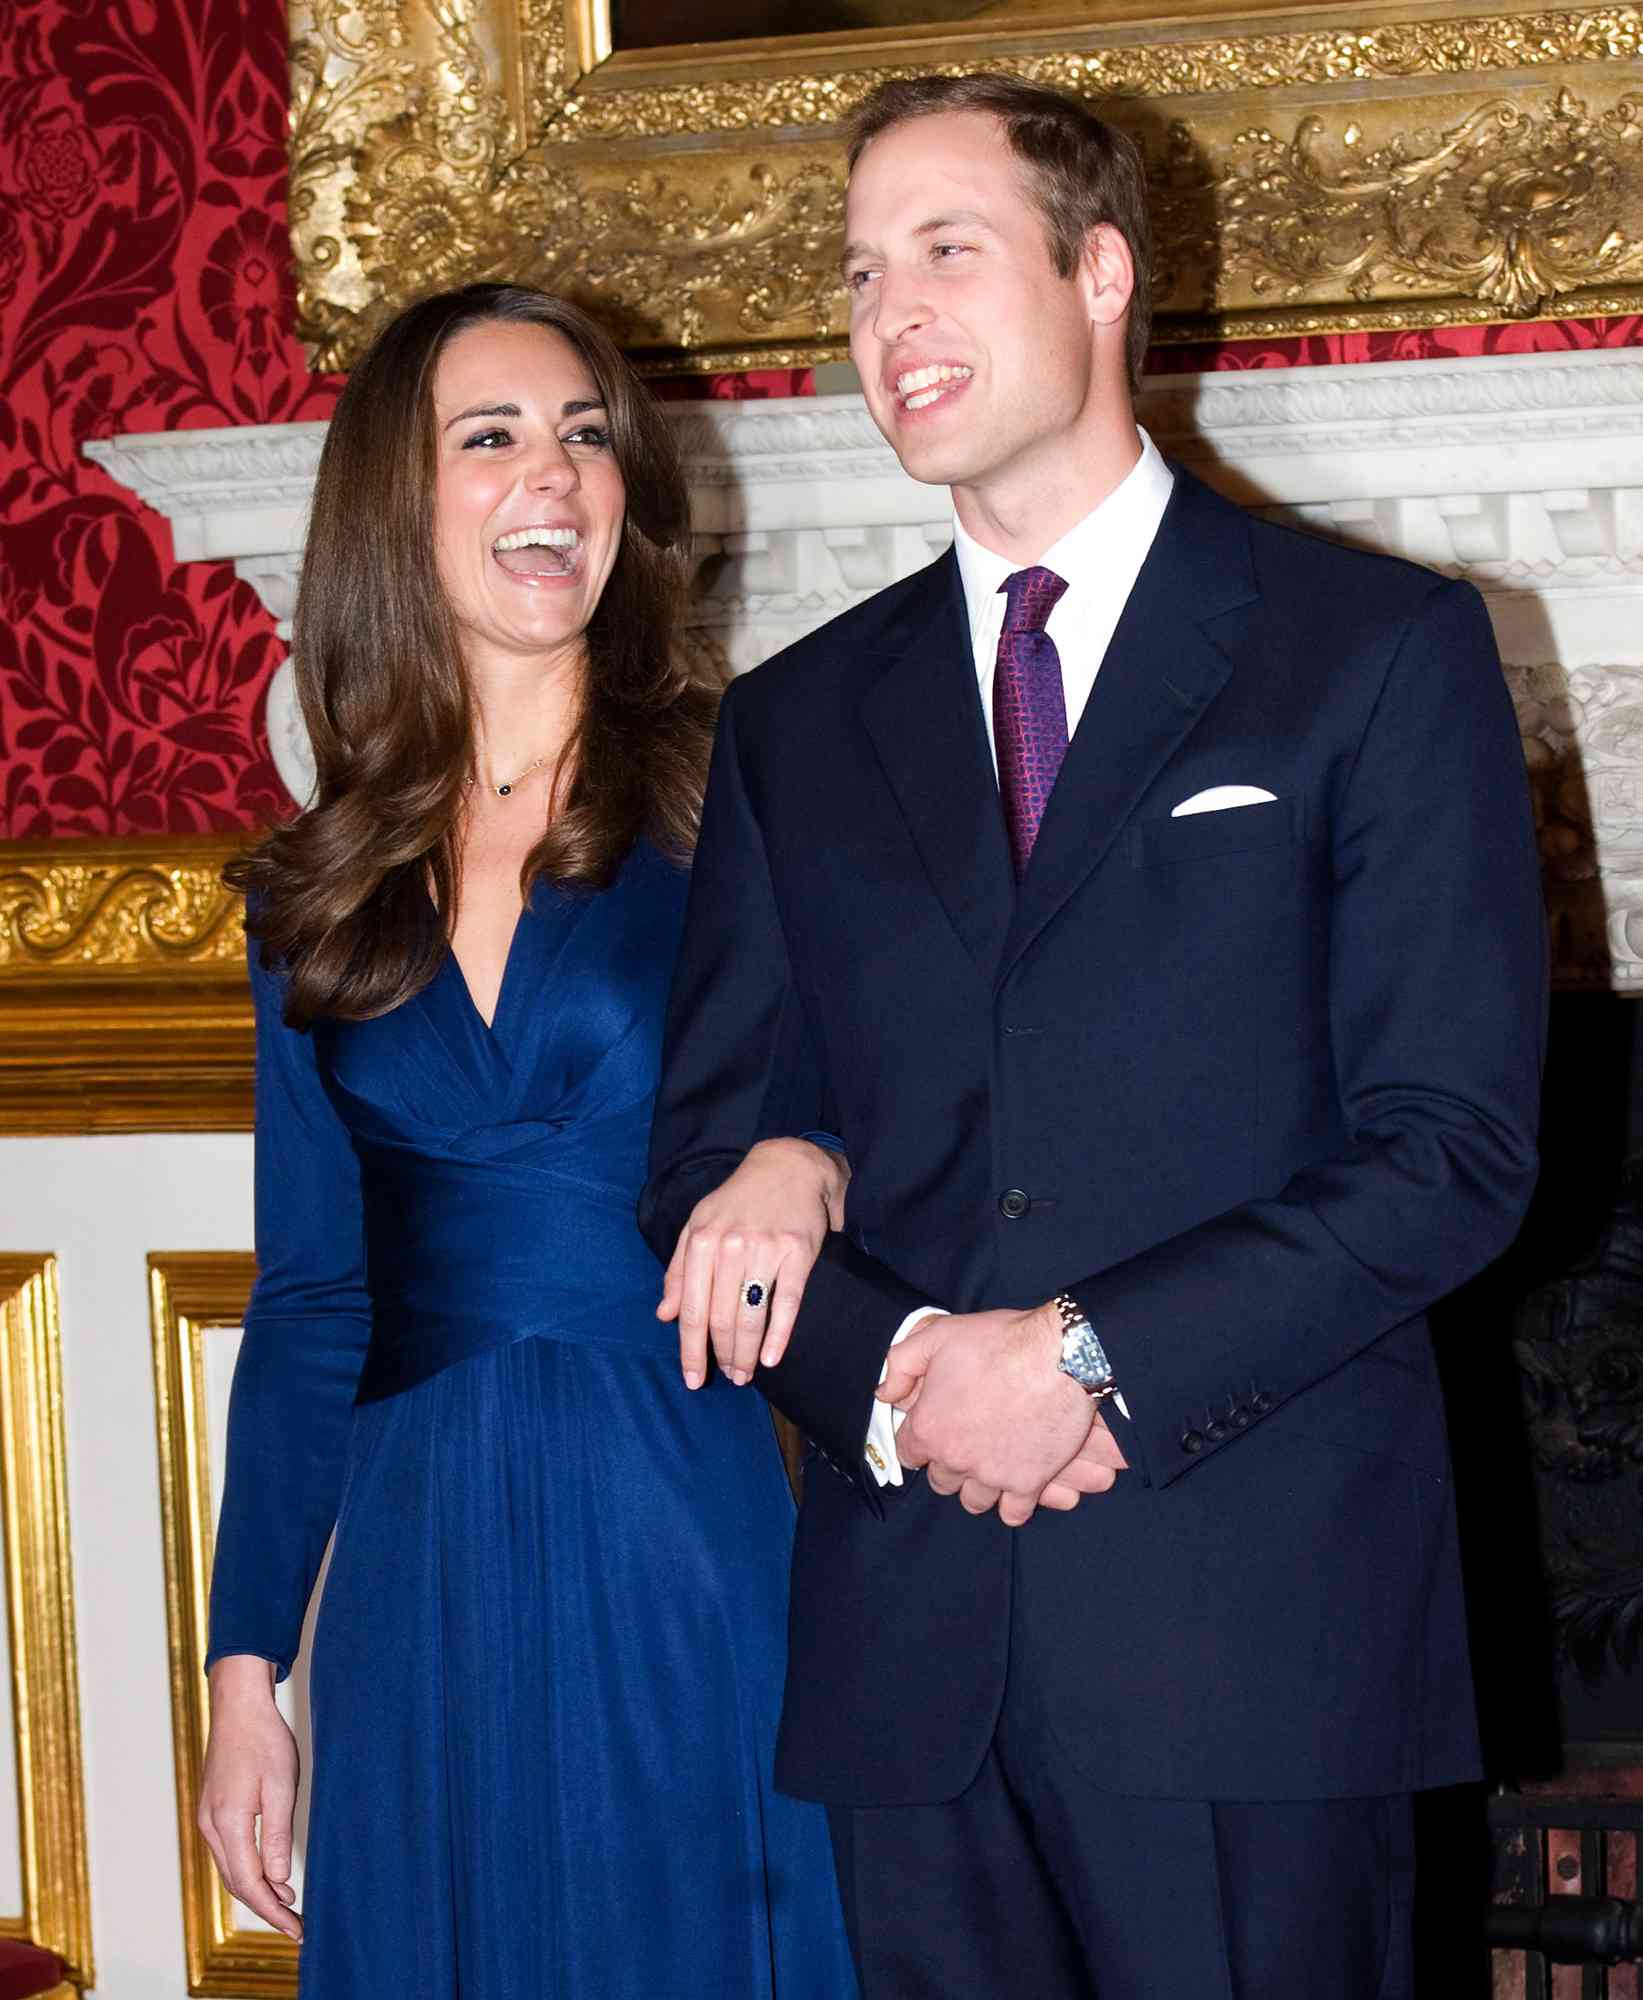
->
[0,0,347,837]
[1,0,1640,839]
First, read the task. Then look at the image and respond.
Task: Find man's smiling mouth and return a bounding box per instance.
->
[896,365,973,412]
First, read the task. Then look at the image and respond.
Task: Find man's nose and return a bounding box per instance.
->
[870,267,933,346]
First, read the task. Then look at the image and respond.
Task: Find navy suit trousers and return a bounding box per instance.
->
[828,1623,1417,2000]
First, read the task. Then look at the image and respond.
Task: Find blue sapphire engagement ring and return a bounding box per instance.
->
[739,1280,768,1310]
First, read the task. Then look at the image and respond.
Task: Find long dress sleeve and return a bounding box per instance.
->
[205,942,373,1681]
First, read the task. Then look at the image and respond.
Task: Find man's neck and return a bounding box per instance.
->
[952,417,1144,566]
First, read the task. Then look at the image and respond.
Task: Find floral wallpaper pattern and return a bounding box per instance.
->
[0,0,341,837]
[0,0,1639,838]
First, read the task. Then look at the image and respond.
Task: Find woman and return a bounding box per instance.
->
[201,283,858,1998]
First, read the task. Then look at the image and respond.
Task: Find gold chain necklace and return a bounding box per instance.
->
[469,753,546,800]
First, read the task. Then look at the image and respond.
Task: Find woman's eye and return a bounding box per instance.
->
[462,428,512,449]
[562,425,611,449]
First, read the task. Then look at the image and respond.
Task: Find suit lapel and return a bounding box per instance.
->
[858,550,1016,979]
[998,470,1258,984]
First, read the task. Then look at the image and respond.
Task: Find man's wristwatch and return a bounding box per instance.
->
[1052,1292,1118,1401]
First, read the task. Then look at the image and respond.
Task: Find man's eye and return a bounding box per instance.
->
[845,269,878,292]
[462,428,512,449]
[932,243,968,260]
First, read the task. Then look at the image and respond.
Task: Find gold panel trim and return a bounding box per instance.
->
[0,837,252,1136]
[550,7,1643,136]
[0,842,242,972]
[150,1254,296,2000]
[0,1259,93,1990]
[291,0,1643,370]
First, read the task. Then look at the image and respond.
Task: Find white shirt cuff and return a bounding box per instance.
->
[864,1307,948,1488]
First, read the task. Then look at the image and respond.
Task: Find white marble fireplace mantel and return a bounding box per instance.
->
[86,348,1643,992]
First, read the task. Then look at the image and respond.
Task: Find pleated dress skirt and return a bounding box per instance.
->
[298,1329,858,1999]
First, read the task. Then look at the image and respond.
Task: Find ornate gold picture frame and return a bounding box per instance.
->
[149,1253,297,2000]
[292,0,1643,371]
[0,1259,92,1996]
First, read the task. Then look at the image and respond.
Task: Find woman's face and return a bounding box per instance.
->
[431,319,627,676]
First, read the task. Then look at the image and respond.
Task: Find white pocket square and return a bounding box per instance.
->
[1170,785,1278,818]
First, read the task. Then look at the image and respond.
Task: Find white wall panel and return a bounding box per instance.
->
[0,1133,252,1997]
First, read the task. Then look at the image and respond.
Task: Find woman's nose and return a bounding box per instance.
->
[525,441,578,494]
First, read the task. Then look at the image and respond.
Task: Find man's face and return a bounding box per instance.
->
[843,110,1101,501]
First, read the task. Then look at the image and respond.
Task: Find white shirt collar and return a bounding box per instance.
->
[951,428,1174,648]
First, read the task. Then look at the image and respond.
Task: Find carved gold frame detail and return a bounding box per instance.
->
[0,1259,92,1994]
[0,837,250,1135]
[149,1253,295,1999]
[291,0,1643,370]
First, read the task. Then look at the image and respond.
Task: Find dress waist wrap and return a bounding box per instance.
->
[355,1148,669,1403]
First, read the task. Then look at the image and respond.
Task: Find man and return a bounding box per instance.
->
[640,72,1545,1998]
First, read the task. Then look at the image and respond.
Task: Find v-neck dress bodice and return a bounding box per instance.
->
[323,853,685,1401]
[207,844,856,2000]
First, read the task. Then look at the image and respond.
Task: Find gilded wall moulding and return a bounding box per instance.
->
[290,0,1643,369]
[0,838,251,1136]
[0,1259,93,1992]
[148,1255,295,1998]
[0,842,243,975]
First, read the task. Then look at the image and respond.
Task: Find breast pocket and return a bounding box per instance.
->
[1132,795,1301,867]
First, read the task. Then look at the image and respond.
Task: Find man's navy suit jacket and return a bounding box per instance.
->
[640,466,1547,1809]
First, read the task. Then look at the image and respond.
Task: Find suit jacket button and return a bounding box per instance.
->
[1180,1429,1205,1455]
[1251,1390,1275,1415]
[998,1188,1031,1220]
[1204,1419,1228,1444]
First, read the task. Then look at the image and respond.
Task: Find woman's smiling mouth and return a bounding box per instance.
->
[492,525,583,578]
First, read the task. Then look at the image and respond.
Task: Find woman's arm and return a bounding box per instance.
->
[198,1655,302,1938]
[200,937,373,1938]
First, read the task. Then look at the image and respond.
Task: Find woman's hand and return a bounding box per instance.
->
[198,1656,303,1940]
[659,1137,850,1389]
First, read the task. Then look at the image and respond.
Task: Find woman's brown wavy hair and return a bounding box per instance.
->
[226,283,719,1029]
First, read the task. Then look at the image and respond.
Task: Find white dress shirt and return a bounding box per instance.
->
[863,430,1173,1486]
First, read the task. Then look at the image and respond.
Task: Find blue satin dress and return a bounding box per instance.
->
[207,844,857,2000]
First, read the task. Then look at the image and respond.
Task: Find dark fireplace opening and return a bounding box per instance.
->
[1420,995,1643,1993]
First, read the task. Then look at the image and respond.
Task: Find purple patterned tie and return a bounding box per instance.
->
[993,566,1070,881]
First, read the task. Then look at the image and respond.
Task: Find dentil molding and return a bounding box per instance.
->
[86,348,1643,993]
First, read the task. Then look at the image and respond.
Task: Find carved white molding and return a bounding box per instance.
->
[1508,661,1643,991]
[82,425,324,562]
[86,348,1643,990]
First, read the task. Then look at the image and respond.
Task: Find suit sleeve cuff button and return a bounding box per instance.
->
[1179,1429,1205,1455]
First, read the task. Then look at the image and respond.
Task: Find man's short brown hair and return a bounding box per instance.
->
[846,74,1153,395]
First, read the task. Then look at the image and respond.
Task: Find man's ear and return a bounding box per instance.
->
[1078,222,1135,332]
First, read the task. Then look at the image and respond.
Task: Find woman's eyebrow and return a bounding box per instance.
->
[442,396,606,429]
[442,401,521,430]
